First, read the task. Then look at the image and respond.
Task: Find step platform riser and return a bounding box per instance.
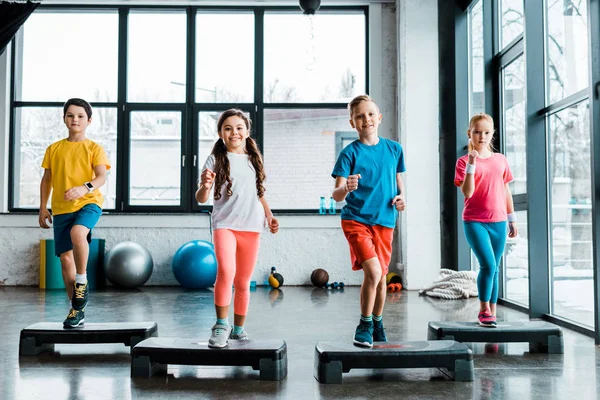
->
[19,322,158,356]
[427,321,564,354]
[313,340,474,383]
[131,338,288,381]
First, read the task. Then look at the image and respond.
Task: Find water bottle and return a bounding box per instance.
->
[328,197,336,214]
[319,196,327,214]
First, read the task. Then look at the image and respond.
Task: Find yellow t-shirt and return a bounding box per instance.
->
[41,139,111,215]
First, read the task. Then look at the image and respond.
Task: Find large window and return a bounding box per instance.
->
[469,1,484,115]
[263,109,351,209]
[549,102,593,327]
[10,6,367,212]
[127,11,187,103]
[502,54,527,306]
[500,0,524,49]
[502,56,526,195]
[195,12,254,103]
[545,0,593,328]
[546,0,589,104]
[16,11,119,102]
[263,12,365,103]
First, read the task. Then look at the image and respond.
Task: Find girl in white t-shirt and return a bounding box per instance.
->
[195,109,279,348]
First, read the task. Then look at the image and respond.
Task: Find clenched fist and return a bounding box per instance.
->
[345,174,361,192]
[201,168,216,188]
[468,150,479,165]
[392,195,405,211]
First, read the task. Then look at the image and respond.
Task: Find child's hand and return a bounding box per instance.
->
[268,216,279,234]
[201,168,216,187]
[64,186,87,201]
[392,195,405,211]
[345,174,361,192]
[468,150,479,164]
[38,208,53,229]
[508,222,518,238]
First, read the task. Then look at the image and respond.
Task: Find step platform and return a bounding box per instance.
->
[19,322,158,356]
[131,338,288,381]
[427,320,563,354]
[314,340,473,383]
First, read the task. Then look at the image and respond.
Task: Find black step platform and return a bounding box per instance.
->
[427,320,563,354]
[314,340,473,383]
[131,338,288,381]
[19,322,158,356]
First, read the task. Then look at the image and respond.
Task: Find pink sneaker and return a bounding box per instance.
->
[478,311,497,327]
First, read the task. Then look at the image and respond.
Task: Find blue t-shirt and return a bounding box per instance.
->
[331,137,406,228]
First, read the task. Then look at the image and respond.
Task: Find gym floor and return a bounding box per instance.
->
[1,286,598,400]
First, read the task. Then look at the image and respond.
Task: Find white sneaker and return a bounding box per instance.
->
[208,324,231,348]
[229,330,249,340]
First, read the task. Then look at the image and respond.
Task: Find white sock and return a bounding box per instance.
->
[75,274,87,285]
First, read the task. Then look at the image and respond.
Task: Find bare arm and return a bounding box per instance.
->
[506,183,518,238]
[505,183,515,214]
[332,174,360,202]
[460,173,475,198]
[260,196,279,234]
[40,169,52,210]
[392,173,406,211]
[397,173,405,198]
[195,184,212,204]
[259,197,273,220]
[195,169,216,204]
[332,176,349,202]
[39,169,53,228]
[91,164,107,189]
[460,151,478,198]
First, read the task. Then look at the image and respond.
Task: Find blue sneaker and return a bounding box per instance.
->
[72,282,89,311]
[353,322,373,348]
[63,308,85,328]
[373,320,387,342]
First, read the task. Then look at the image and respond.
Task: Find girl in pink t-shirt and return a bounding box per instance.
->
[454,113,518,327]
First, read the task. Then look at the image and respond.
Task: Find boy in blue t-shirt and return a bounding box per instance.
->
[331,95,406,347]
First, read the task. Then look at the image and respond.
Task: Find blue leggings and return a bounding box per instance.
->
[463,221,507,304]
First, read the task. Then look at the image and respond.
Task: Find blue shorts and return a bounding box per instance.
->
[52,204,102,257]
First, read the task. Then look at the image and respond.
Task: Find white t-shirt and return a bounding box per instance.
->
[203,153,266,232]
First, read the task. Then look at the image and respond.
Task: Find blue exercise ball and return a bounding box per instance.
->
[104,242,153,288]
[172,240,217,289]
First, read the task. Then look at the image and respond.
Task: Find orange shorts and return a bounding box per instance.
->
[341,219,394,275]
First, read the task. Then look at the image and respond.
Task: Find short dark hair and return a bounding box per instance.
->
[63,98,92,119]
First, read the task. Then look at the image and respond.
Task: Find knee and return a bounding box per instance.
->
[70,227,89,245]
[233,278,250,291]
[215,269,234,284]
[59,253,74,270]
[363,268,382,286]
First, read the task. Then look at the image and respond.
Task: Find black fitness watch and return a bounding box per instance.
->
[84,182,94,193]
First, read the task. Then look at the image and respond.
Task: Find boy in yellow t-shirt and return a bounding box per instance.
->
[38,98,111,328]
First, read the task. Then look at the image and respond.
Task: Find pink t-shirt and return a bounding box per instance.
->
[454,153,513,222]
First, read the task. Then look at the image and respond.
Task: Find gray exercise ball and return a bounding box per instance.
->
[104,242,154,288]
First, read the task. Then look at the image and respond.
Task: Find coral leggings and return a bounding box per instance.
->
[213,229,261,316]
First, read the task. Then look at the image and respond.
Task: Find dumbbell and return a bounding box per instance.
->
[387,283,402,292]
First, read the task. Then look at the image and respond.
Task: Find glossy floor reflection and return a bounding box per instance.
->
[2,286,599,399]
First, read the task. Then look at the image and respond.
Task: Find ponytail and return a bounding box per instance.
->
[245,137,266,198]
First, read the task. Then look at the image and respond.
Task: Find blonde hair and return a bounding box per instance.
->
[347,94,379,118]
[467,112,495,152]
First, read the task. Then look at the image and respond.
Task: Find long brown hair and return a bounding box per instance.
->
[467,112,495,152]
[211,109,266,201]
